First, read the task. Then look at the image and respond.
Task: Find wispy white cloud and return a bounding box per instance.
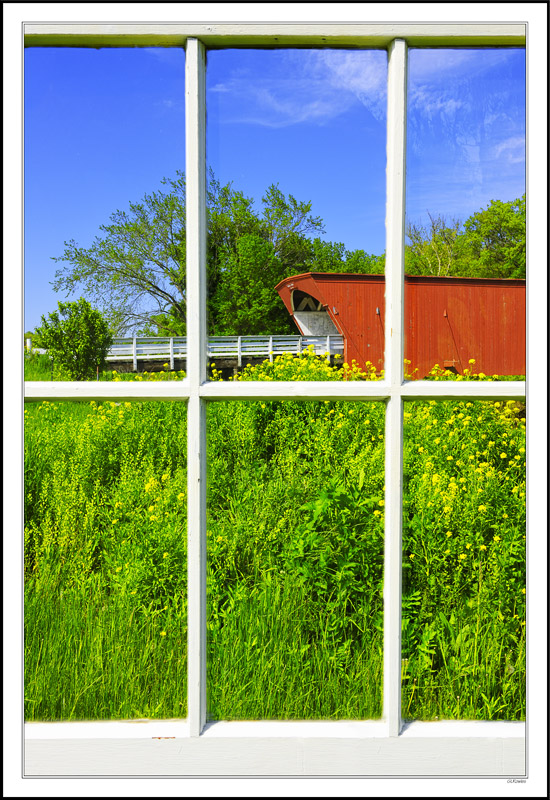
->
[409,84,466,120]
[301,50,387,120]
[493,135,525,164]
[208,50,387,128]
[408,48,514,83]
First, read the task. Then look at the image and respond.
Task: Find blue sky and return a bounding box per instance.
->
[24,45,525,332]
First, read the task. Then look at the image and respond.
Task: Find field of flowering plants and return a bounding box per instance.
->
[24,352,525,722]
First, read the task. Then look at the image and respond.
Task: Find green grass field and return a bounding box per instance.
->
[24,354,525,721]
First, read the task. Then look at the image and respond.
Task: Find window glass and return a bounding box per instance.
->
[24,400,188,720]
[205,49,387,381]
[24,47,187,371]
[206,399,385,719]
[402,399,526,720]
[405,49,526,382]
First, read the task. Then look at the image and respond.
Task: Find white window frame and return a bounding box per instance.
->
[22,23,528,778]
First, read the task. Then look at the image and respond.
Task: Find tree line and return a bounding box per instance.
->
[35,171,525,343]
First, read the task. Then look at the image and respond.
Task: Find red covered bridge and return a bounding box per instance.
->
[275,273,526,379]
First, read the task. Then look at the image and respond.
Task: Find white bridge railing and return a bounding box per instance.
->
[106,335,344,370]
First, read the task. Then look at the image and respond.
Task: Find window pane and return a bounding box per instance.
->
[206,400,385,719]
[205,48,387,381]
[24,47,186,366]
[404,49,526,381]
[24,399,187,720]
[402,399,526,720]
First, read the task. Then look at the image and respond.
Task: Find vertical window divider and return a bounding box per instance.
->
[383,38,407,737]
[185,37,208,737]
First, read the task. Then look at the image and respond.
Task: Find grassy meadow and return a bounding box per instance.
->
[24,352,526,721]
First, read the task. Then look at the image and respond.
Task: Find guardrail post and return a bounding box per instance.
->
[170,337,174,371]
[26,338,32,352]
[269,335,273,362]
[237,336,242,368]
[132,337,137,372]
[326,334,331,362]
[298,337,302,355]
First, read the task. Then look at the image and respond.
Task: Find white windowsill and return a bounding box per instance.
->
[25,718,525,739]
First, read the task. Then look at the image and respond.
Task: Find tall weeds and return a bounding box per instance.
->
[24,355,525,721]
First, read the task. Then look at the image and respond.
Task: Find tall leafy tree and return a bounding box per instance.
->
[405,213,463,277]
[460,195,526,279]
[211,234,291,335]
[404,196,526,279]
[52,171,328,336]
[206,178,326,334]
[304,238,384,274]
[53,174,187,335]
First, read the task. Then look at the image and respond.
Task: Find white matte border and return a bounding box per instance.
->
[6,3,547,797]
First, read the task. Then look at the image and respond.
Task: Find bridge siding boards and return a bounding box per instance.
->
[276,273,526,379]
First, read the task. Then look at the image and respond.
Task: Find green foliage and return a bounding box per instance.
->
[284,476,384,640]
[52,173,188,335]
[205,178,330,334]
[24,352,53,381]
[405,213,463,277]
[24,356,525,722]
[304,238,384,274]
[35,298,113,380]
[52,171,333,336]
[210,233,293,335]
[405,195,526,280]
[461,195,526,279]
[24,328,45,349]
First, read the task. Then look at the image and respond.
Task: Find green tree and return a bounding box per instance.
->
[52,173,188,336]
[404,196,526,280]
[304,238,383,275]
[405,213,463,277]
[460,195,526,279]
[206,178,326,334]
[35,298,113,380]
[211,234,293,335]
[52,172,328,336]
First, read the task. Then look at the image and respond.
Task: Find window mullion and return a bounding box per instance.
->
[185,37,208,737]
[383,38,408,736]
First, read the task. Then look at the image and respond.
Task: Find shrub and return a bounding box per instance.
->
[35,298,113,380]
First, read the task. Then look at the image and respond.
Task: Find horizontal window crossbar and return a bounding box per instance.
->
[24,23,526,49]
[24,379,526,403]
